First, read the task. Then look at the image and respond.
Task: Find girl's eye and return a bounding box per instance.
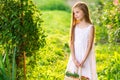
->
[73,10,79,14]
[76,11,79,13]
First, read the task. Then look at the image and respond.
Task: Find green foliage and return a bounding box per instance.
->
[0,0,46,54]
[106,52,120,79]
[96,43,120,80]
[33,0,71,12]
[26,42,67,80]
[98,52,120,80]
[89,0,108,44]
[0,68,9,80]
[91,0,120,44]
[101,1,120,44]
[1,0,119,79]
[0,53,9,80]
[0,0,46,79]
[12,47,17,80]
[0,47,17,80]
[41,10,71,35]
[25,10,70,80]
[65,71,79,78]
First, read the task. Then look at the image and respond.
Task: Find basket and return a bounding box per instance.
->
[64,67,89,80]
[64,76,89,80]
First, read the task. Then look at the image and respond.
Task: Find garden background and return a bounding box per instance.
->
[0,0,120,80]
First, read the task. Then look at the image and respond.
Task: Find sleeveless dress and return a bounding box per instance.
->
[65,24,97,80]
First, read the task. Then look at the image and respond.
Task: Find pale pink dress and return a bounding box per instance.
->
[65,24,97,80]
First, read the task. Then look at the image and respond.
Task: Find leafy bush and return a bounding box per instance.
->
[26,36,68,80]
[33,0,71,12]
[95,43,120,80]
[101,1,120,44]
[0,47,16,80]
[89,0,108,44]
[91,0,120,44]
[0,0,45,79]
[98,52,120,80]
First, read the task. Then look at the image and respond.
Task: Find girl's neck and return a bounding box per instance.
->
[76,19,90,28]
[76,19,87,25]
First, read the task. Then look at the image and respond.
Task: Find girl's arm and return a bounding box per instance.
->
[70,43,75,60]
[80,26,94,66]
[70,42,79,67]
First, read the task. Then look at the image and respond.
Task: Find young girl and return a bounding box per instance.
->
[65,1,97,80]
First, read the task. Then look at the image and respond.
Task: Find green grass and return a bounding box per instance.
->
[41,10,71,34]
[33,0,70,12]
[95,43,120,79]
[41,10,71,47]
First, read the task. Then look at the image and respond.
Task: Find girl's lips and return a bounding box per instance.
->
[75,17,79,19]
[76,17,80,20]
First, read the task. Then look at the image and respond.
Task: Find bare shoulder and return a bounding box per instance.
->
[89,24,94,30]
[88,24,94,34]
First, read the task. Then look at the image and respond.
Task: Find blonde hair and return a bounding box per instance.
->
[70,2,92,46]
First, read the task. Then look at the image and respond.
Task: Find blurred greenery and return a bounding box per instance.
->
[0,0,120,80]
[26,10,70,80]
[0,0,45,79]
[33,0,71,12]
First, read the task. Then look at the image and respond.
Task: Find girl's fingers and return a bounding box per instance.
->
[75,62,79,68]
[79,63,84,67]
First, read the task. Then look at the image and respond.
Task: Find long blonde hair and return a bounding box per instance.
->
[70,2,92,46]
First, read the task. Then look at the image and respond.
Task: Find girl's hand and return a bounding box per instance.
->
[79,60,85,67]
[74,59,80,68]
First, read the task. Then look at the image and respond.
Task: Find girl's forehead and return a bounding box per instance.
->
[73,7,82,12]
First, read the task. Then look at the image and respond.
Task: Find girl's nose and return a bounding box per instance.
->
[75,14,78,18]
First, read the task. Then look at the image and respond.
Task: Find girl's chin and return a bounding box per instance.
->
[76,18,84,22]
[76,18,82,21]
[76,19,81,22]
[76,18,80,20]
[76,19,79,21]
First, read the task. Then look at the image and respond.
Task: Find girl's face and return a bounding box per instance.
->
[73,7,84,21]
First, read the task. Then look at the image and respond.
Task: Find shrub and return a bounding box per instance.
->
[98,52,120,80]
[0,0,46,79]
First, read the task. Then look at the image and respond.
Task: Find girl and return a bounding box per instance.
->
[65,1,97,80]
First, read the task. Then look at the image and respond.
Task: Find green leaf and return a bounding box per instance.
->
[5,46,11,79]
[12,47,16,80]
